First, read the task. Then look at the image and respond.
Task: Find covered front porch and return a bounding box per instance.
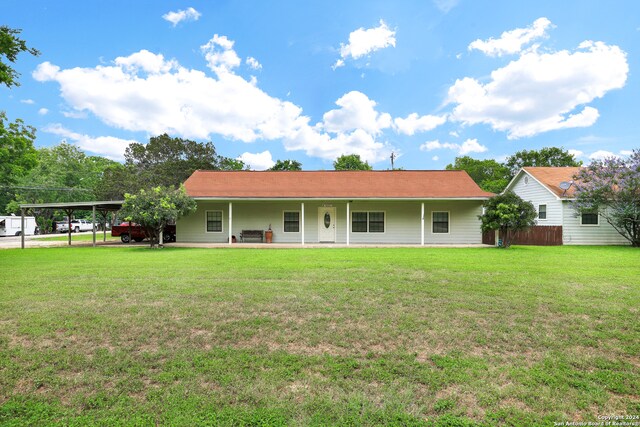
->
[176,199,485,246]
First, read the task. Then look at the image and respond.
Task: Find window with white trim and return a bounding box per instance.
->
[432,211,449,233]
[283,211,300,232]
[206,210,223,232]
[351,211,385,233]
[538,204,547,220]
[581,212,599,226]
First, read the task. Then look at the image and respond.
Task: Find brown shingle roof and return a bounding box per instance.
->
[523,167,582,197]
[184,170,494,199]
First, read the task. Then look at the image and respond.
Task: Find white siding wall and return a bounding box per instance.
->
[510,174,563,225]
[562,201,629,245]
[424,201,483,244]
[177,199,485,244]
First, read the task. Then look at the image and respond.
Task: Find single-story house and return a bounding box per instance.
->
[178,170,494,245]
[505,167,628,245]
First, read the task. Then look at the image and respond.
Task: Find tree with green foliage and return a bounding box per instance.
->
[505,147,582,177]
[218,157,246,171]
[120,186,197,248]
[269,159,302,171]
[445,156,510,193]
[0,112,37,213]
[0,26,40,88]
[573,150,640,247]
[124,134,239,189]
[0,27,39,213]
[479,191,537,248]
[7,142,119,232]
[333,154,372,171]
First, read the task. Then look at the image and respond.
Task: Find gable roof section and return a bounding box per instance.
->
[507,167,582,199]
[184,170,494,199]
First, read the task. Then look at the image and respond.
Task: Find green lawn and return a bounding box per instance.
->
[38,232,118,242]
[0,246,638,426]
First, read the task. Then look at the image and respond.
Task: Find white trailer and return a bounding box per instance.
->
[0,215,37,236]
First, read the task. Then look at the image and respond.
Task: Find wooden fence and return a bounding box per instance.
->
[483,226,563,246]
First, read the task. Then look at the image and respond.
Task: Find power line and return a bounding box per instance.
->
[0,185,93,192]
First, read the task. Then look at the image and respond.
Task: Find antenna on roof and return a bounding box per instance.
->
[390,151,396,170]
[559,181,573,197]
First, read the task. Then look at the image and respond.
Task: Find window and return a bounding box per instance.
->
[538,204,547,220]
[283,211,300,232]
[432,211,449,233]
[581,212,599,226]
[206,210,223,232]
[352,212,368,232]
[351,211,385,233]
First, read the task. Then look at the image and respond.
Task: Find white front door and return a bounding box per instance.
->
[318,207,336,242]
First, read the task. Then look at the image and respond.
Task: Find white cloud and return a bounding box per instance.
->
[449,131,459,138]
[43,124,138,161]
[32,62,60,81]
[38,108,48,115]
[567,149,584,158]
[448,40,628,139]
[238,150,275,170]
[162,7,201,26]
[20,99,35,104]
[246,57,262,70]
[34,42,393,165]
[588,150,618,160]
[420,138,487,155]
[469,17,553,57]
[322,91,392,136]
[201,35,242,73]
[588,150,633,160]
[433,0,459,13]
[62,110,88,119]
[432,155,439,161]
[394,113,447,136]
[115,50,178,74]
[333,20,396,69]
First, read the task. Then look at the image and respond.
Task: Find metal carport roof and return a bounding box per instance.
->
[18,200,123,249]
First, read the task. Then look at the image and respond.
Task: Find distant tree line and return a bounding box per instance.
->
[445,147,583,193]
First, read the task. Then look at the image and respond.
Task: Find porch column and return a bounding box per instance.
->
[301,202,305,245]
[228,202,233,245]
[92,205,96,247]
[346,202,350,246]
[421,202,425,246]
[20,208,25,249]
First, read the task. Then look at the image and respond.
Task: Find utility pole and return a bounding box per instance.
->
[390,151,396,170]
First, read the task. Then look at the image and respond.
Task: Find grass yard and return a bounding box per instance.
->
[38,233,118,242]
[0,246,638,426]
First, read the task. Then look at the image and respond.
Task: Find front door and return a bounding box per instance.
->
[318,207,336,242]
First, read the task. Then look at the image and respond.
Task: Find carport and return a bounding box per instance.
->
[19,201,123,249]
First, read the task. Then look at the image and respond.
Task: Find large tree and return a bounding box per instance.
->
[269,159,302,171]
[0,26,40,88]
[0,112,37,213]
[572,150,640,247]
[479,191,537,248]
[445,156,510,193]
[333,154,372,171]
[120,186,197,248]
[0,27,39,213]
[124,134,239,188]
[7,143,119,232]
[505,147,582,177]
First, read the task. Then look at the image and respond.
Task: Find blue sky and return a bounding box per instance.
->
[3,0,639,170]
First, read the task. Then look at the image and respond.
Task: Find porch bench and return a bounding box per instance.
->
[240,229,264,243]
